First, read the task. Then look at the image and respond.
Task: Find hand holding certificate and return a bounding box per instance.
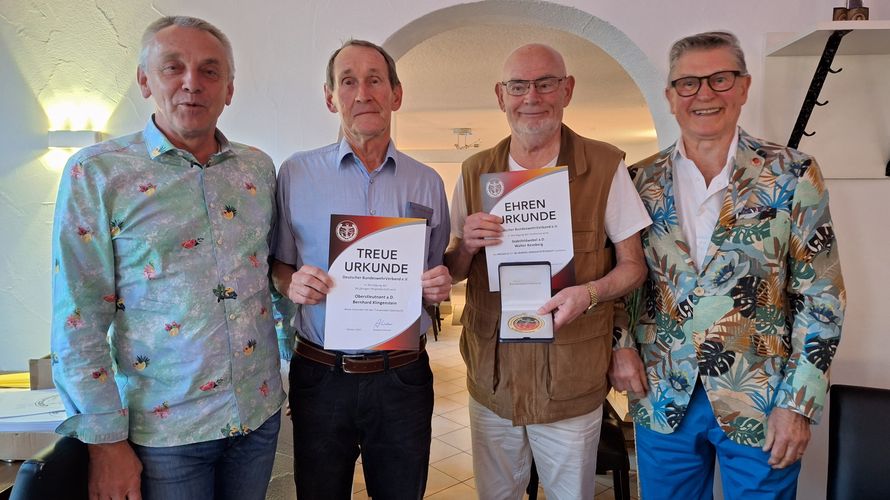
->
[481,166,575,291]
[324,214,425,351]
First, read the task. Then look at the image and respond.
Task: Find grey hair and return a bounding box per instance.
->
[668,31,747,83]
[139,16,235,80]
[325,39,400,90]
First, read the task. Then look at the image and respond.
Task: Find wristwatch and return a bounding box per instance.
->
[585,281,599,312]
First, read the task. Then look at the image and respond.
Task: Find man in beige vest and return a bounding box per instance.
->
[444,44,651,499]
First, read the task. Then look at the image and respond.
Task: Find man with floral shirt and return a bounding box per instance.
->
[609,31,845,499]
[51,16,284,500]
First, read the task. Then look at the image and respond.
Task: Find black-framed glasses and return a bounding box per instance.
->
[670,70,746,97]
[500,77,566,96]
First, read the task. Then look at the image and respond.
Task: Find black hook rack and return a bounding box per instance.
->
[787,29,852,149]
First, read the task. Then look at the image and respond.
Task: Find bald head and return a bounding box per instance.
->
[496,43,574,150]
[501,43,567,82]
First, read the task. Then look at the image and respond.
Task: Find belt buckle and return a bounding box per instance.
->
[340,354,370,374]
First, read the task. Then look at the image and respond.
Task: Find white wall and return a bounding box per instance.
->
[1,1,888,498]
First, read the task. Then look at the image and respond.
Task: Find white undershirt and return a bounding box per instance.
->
[449,154,651,245]
[672,129,739,270]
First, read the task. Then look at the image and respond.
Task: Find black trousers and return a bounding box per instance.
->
[289,350,434,500]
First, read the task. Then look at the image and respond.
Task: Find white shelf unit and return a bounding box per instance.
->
[767,20,890,56]
[762,21,890,179]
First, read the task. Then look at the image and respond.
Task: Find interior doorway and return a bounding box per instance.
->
[384,0,675,203]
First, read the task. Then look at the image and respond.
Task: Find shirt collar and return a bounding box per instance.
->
[508,153,559,171]
[672,126,740,170]
[336,137,398,174]
[144,115,233,162]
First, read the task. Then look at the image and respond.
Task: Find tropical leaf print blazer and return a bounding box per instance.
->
[618,129,845,447]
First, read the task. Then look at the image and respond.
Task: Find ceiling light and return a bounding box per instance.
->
[453,128,481,150]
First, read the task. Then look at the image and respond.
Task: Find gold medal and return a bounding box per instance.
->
[507,313,544,333]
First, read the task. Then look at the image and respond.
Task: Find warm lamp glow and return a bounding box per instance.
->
[42,148,77,172]
[42,96,112,171]
[44,96,113,132]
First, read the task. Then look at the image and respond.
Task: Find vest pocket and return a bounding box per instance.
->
[572,227,613,283]
[546,306,611,400]
[572,229,598,252]
[547,333,610,401]
[459,304,499,391]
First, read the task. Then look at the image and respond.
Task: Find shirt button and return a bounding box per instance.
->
[693,287,705,296]
[209,203,215,209]
[370,209,376,215]
[217,239,223,245]
[369,179,374,184]
[229,314,236,320]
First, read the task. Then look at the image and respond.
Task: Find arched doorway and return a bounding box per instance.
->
[383,0,675,198]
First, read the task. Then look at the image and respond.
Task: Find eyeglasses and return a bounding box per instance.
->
[500,77,566,96]
[670,70,746,97]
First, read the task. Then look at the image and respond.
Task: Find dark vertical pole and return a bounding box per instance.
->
[787,30,851,149]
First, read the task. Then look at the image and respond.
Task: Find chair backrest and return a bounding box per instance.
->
[596,399,630,473]
[827,384,890,500]
[9,437,88,500]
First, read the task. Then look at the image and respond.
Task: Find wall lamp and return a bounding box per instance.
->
[47,130,106,149]
[44,130,106,171]
[42,97,112,171]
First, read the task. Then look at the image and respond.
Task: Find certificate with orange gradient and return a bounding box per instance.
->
[324,214,426,351]
[481,166,575,292]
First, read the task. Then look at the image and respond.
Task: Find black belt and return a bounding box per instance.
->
[294,337,426,374]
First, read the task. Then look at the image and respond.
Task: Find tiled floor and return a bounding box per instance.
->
[266,313,639,499]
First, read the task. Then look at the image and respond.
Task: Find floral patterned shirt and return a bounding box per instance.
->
[619,129,844,446]
[51,118,285,446]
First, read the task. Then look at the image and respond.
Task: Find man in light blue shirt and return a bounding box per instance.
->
[271,39,451,499]
[51,16,284,500]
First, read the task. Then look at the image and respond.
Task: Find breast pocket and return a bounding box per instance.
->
[571,220,611,282]
[571,218,602,253]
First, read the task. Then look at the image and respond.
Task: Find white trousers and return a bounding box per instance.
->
[468,396,603,500]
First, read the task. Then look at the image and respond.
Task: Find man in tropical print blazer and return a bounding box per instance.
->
[610,32,845,500]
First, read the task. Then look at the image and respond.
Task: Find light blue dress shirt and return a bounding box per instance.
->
[272,138,450,348]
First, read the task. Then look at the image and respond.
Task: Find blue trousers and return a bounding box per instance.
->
[289,350,434,500]
[635,381,800,500]
[132,410,281,500]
